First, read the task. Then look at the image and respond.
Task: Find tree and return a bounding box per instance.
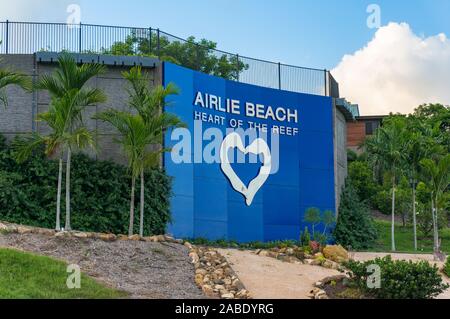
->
[321,210,335,235]
[0,65,31,107]
[333,179,378,250]
[103,32,249,81]
[13,54,106,231]
[420,154,450,254]
[365,115,408,251]
[304,207,321,237]
[348,160,378,204]
[95,67,183,236]
[403,116,443,250]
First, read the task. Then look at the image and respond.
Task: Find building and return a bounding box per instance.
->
[347,115,386,153]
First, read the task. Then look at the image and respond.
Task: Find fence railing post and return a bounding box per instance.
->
[78,23,82,53]
[278,62,282,90]
[236,54,240,82]
[149,27,152,55]
[156,28,160,58]
[5,20,9,54]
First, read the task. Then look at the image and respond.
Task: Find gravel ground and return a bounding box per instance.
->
[0,233,205,299]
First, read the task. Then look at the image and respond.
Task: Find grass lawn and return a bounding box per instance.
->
[0,248,127,299]
[372,219,450,254]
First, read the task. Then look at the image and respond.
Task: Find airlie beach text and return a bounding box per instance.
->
[193,91,300,136]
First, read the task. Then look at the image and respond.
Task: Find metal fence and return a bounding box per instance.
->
[0,21,339,97]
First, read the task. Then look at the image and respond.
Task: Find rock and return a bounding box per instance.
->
[319,275,347,286]
[221,293,234,299]
[267,251,278,258]
[17,226,32,234]
[184,241,193,250]
[236,289,249,299]
[128,234,141,241]
[195,274,204,286]
[35,228,55,236]
[286,248,294,255]
[189,252,199,264]
[258,250,269,257]
[54,231,70,238]
[304,259,314,265]
[6,225,17,233]
[0,223,8,232]
[195,268,207,276]
[314,252,324,259]
[310,259,323,266]
[99,233,116,241]
[213,268,224,276]
[308,288,321,299]
[213,278,225,285]
[73,232,89,239]
[155,235,166,242]
[202,284,214,296]
[322,245,349,263]
[117,234,129,240]
[214,285,225,291]
[315,281,323,288]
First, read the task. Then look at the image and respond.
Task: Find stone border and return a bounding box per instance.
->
[308,275,348,299]
[185,242,251,299]
[0,221,182,243]
[255,247,346,271]
[0,221,250,299]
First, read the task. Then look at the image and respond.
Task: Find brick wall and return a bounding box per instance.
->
[0,54,159,164]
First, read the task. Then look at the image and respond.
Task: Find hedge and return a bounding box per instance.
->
[0,135,172,235]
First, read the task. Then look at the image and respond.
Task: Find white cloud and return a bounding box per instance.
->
[332,22,450,115]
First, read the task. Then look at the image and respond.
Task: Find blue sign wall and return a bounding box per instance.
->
[164,62,335,242]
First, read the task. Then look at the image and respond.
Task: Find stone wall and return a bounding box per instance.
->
[334,106,348,213]
[0,54,160,164]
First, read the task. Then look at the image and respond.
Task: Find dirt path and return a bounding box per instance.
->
[0,232,205,299]
[218,249,340,299]
[353,252,450,299]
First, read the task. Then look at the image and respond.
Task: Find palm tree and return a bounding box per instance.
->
[0,66,32,107]
[95,67,183,236]
[403,117,443,250]
[122,67,183,236]
[365,116,408,251]
[420,154,450,254]
[13,54,106,231]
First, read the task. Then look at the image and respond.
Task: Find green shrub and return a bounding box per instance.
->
[299,226,311,247]
[348,161,379,204]
[0,137,171,235]
[344,256,449,299]
[333,179,378,250]
[444,256,450,277]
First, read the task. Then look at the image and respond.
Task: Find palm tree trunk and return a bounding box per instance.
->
[412,182,417,251]
[65,148,71,231]
[128,176,136,236]
[432,196,440,253]
[55,157,63,231]
[139,169,144,237]
[391,176,396,252]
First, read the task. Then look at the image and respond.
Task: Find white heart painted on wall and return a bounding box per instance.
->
[220,132,272,206]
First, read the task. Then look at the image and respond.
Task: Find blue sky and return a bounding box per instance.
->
[1,0,449,69]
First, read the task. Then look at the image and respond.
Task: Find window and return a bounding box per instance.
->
[365,121,380,135]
